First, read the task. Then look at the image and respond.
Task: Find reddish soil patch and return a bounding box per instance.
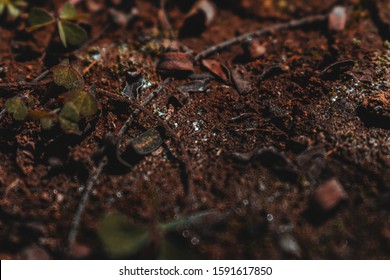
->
[0,0,389,259]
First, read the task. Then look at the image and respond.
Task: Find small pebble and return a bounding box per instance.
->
[313,178,348,212]
[328,6,347,31]
[244,40,266,59]
[278,233,301,257]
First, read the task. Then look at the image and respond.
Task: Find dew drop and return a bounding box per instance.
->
[191,237,200,245]
[182,230,190,238]
[267,214,274,222]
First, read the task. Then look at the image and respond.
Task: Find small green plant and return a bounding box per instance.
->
[4,59,98,133]
[27,2,88,48]
[98,210,228,259]
[0,0,26,18]
[4,97,28,120]
[51,59,84,89]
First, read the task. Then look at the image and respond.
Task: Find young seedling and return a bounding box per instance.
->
[98,210,228,259]
[27,2,88,48]
[51,59,84,89]
[52,59,98,133]
[4,97,28,121]
[0,0,26,18]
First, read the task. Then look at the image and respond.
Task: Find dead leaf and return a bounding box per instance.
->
[201,59,231,82]
[157,52,194,75]
[231,67,252,94]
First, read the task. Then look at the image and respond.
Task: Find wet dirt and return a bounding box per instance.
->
[0,0,389,259]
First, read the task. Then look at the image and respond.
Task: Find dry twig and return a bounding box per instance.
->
[195,14,327,61]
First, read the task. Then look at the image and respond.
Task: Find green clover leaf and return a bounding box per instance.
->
[5,97,28,121]
[59,102,81,133]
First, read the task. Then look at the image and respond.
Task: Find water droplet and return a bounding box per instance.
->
[191,237,200,245]
[182,230,190,238]
[193,121,201,132]
[242,199,249,206]
[53,189,58,194]
[267,214,274,221]
[116,192,123,198]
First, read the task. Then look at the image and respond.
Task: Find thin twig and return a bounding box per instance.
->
[66,158,107,254]
[0,69,51,89]
[117,77,172,138]
[66,79,171,254]
[195,14,327,61]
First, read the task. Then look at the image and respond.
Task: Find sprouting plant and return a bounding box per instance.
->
[51,59,84,89]
[4,59,98,133]
[0,0,26,18]
[52,59,98,133]
[4,97,28,120]
[27,2,87,48]
[98,210,229,259]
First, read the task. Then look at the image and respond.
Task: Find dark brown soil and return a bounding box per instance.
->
[0,0,389,260]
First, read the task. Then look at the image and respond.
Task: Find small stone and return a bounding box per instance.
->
[278,233,301,257]
[313,178,348,212]
[328,6,347,31]
[20,244,51,260]
[157,52,194,75]
[243,40,266,59]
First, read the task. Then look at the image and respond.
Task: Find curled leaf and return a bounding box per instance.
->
[5,97,28,121]
[65,90,98,118]
[58,20,88,48]
[59,102,80,133]
[51,59,84,90]
[27,7,55,32]
[98,212,150,258]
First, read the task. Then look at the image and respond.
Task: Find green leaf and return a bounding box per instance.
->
[27,7,55,31]
[65,90,98,118]
[59,2,86,21]
[60,2,78,20]
[7,3,20,18]
[59,102,80,133]
[40,118,53,130]
[0,3,5,16]
[51,59,84,90]
[98,213,151,258]
[58,20,87,47]
[5,97,28,121]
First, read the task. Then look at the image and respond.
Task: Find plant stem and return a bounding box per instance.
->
[194,14,327,61]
